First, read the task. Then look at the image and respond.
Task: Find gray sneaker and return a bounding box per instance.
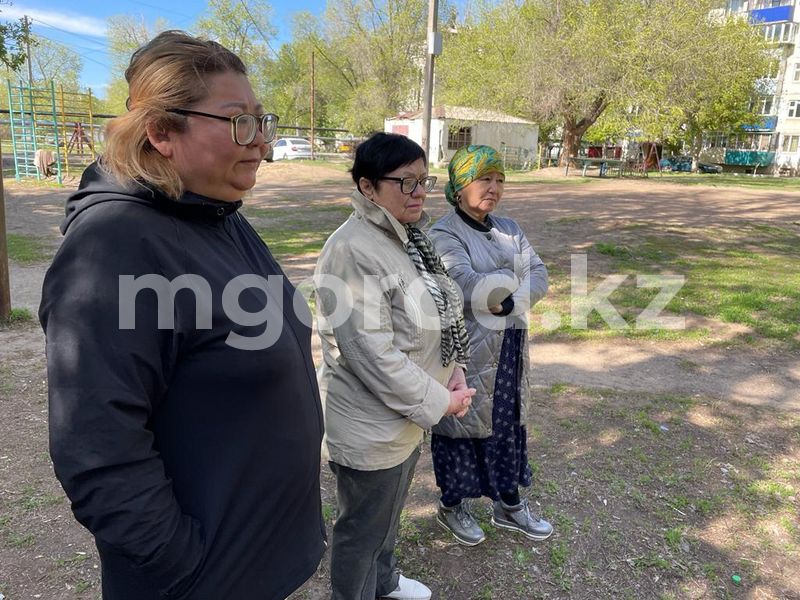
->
[491,499,553,541]
[437,501,486,546]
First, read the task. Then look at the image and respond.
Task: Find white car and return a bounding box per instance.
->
[272,137,313,161]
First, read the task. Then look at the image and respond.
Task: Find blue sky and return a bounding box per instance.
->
[0,0,326,97]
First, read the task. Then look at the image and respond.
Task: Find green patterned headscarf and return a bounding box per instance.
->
[444,144,505,206]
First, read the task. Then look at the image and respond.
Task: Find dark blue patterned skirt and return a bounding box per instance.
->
[431,327,532,505]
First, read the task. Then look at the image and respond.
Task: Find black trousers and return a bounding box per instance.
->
[329,447,421,600]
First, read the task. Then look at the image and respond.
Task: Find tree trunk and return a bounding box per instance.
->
[558,96,608,168]
[559,120,593,167]
[690,133,703,172]
[560,127,577,167]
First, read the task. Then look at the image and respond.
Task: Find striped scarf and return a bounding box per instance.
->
[404,224,470,367]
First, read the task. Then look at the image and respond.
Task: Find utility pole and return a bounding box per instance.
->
[311,51,315,160]
[421,0,441,164]
[0,141,11,321]
[1,16,34,320]
[24,16,33,85]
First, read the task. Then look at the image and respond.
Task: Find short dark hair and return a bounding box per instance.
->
[351,132,427,192]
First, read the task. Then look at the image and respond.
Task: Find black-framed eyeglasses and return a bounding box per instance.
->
[166,108,279,146]
[378,175,437,194]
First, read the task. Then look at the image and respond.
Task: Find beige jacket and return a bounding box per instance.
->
[314,191,453,470]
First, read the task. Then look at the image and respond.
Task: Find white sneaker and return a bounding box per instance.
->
[381,574,432,600]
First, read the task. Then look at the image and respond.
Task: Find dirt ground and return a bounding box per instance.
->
[1,164,798,599]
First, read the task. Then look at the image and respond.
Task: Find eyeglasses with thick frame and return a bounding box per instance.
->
[165,108,279,146]
[378,175,437,195]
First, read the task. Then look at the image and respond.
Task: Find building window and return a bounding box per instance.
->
[757,96,774,114]
[706,133,729,148]
[789,101,800,118]
[755,133,773,151]
[782,135,799,153]
[794,63,800,82]
[728,0,745,12]
[762,22,797,43]
[447,126,472,150]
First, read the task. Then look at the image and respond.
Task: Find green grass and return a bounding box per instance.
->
[595,241,632,258]
[3,177,65,189]
[549,540,572,591]
[244,204,352,221]
[248,204,351,259]
[513,547,534,565]
[664,527,685,551]
[15,485,63,511]
[55,552,90,567]
[257,228,329,258]
[1,307,33,326]
[322,503,336,523]
[653,173,800,189]
[534,221,800,346]
[6,234,50,264]
[6,531,35,547]
[632,553,671,570]
[293,158,353,174]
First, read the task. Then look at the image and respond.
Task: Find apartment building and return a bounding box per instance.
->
[720,1,800,173]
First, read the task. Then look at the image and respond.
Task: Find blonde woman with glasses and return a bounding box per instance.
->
[40,31,325,599]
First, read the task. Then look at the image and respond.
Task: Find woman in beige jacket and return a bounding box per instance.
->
[314,132,475,600]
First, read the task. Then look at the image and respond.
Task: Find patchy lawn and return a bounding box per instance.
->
[2,166,798,599]
[533,219,800,347]
[291,384,799,599]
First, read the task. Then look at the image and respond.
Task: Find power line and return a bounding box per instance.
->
[121,0,195,21]
[26,17,111,52]
[33,32,112,71]
[238,0,280,59]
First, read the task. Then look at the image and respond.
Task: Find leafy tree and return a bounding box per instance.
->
[0,1,30,71]
[262,36,318,127]
[102,15,170,115]
[438,0,769,166]
[296,0,430,133]
[0,34,83,116]
[630,0,769,166]
[20,35,83,91]
[195,0,276,105]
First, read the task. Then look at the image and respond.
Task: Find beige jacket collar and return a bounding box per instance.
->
[350,190,431,244]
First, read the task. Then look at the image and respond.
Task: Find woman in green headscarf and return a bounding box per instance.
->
[428,144,553,547]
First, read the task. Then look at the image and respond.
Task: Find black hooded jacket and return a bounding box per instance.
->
[40,163,326,599]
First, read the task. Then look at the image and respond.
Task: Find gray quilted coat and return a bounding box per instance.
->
[428,209,548,439]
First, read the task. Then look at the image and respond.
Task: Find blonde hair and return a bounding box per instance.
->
[102,30,247,199]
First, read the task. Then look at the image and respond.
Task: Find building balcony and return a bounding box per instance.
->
[761,21,796,45]
[724,149,775,166]
[754,77,778,95]
[750,4,793,24]
[743,115,778,131]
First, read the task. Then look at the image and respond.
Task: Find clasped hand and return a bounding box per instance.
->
[445,367,475,418]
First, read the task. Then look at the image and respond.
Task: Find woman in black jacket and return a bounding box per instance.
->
[39,30,326,600]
